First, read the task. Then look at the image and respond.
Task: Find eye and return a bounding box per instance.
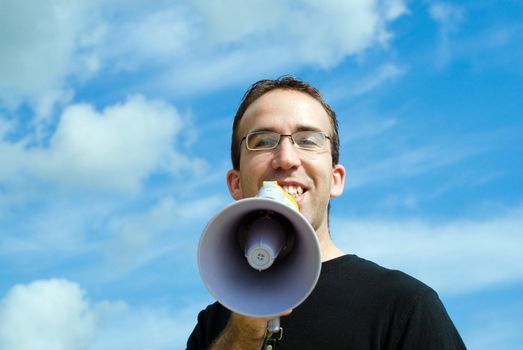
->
[247,132,279,149]
[294,131,323,149]
[298,138,319,147]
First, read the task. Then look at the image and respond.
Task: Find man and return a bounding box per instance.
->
[187,77,466,349]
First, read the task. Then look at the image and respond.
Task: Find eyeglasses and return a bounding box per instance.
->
[241,130,331,151]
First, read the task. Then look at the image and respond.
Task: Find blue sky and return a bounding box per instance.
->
[0,0,522,349]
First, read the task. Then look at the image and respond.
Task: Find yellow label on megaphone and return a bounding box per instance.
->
[258,181,299,211]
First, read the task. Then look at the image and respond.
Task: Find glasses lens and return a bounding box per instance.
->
[246,131,280,150]
[293,131,325,150]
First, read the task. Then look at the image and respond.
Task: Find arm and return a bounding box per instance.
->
[209,313,269,350]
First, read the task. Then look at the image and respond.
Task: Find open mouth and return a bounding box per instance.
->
[281,185,305,199]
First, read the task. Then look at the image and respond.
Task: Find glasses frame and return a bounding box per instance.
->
[240,130,331,152]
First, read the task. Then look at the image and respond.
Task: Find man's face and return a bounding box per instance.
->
[227,89,345,237]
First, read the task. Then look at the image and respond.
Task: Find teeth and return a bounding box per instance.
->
[282,185,304,198]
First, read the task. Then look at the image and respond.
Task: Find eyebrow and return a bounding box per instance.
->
[248,125,324,134]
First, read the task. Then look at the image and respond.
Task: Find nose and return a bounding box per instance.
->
[271,136,301,170]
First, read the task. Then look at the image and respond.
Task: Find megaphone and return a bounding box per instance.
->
[198,181,321,332]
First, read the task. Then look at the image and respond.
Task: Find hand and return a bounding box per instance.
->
[210,310,292,350]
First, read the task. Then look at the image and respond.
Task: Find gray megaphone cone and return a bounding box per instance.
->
[198,182,321,318]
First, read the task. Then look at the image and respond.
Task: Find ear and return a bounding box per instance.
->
[226,169,243,200]
[330,164,346,198]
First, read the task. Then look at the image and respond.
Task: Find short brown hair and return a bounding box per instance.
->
[231,76,340,170]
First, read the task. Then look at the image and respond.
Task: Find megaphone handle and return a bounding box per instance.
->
[264,318,283,349]
[267,317,281,333]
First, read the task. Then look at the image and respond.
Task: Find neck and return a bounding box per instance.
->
[316,226,344,262]
[320,238,345,261]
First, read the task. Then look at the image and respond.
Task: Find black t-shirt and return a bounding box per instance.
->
[186,255,467,349]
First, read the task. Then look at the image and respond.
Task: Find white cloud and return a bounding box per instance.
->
[0,0,103,115]
[333,205,523,294]
[104,7,197,71]
[1,95,202,193]
[0,279,207,350]
[164,0,408,93]
[0,0,410,105]
[0,279,95,350]
[45,95,180,191]
[195,0,385,68]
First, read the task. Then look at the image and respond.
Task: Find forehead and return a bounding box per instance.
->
[238,89,331,135]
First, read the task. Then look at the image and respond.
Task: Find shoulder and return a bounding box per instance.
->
[322,254,433,298]
[318,254,444,322]
[197,302,230,329]
[329,256,465,348]
[186,302,230,350]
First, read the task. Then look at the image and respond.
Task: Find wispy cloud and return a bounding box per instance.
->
[333,204,523,294]
[104,194,226,274]
[345,117,398,142]
[348,143,480,189]
[429,2,465,32]
[384,0,410,20]
[92,298,204,350]
[0,191,225,279]
[349,63,406,96]
[464,303,523,350]
[428,2,465,67]
[322,63,407,105]
[446,21,523,73]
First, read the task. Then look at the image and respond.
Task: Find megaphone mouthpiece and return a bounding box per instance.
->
[244,216,286,271]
